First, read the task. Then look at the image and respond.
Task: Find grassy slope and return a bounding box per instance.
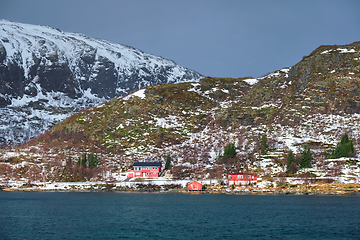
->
[1,42,360,182]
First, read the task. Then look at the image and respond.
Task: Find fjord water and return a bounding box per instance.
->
[0,192,359,239]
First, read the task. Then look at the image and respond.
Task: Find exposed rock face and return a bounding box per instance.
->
[288,42,360,94]
[0,42,6,62]
[285,42,360,114]
[0,20,203,146]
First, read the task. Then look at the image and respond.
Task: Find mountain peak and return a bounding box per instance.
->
[0,19,202,146]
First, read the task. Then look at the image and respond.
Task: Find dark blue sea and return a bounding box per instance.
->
[0,192,359,239]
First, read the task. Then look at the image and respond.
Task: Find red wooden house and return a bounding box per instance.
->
[228,173,257,185]
[127,162,162,178]
[187,181,202,191]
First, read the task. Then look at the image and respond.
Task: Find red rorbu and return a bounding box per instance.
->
[127,162,162,178]
[187,181,202,191]
[228,173,257,185]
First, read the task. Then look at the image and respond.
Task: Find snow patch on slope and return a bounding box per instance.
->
[122,89,146,101]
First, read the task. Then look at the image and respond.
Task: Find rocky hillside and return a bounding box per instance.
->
[1,41,360,183]
[0,19,202,146]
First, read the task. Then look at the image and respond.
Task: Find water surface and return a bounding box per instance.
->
[0,192,359,239]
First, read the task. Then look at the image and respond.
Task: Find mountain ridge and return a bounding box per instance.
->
[0,19,202,146]
[1,32,360,183]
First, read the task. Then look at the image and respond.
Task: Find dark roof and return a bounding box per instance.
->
[229,172,255,175]
[133,162,162,167]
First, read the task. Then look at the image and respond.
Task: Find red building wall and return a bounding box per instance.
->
[228,173,257,185]
[127,165,161,178]
[187,181,202,191]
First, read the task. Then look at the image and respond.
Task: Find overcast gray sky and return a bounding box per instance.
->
[1,0,359,78]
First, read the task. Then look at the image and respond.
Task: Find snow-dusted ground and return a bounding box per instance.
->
[0,91,106,144]
[2,79,360,183]
[0,19,202,145]
[0,19,201,87]
[0,178,197,189]
[1,28,360,182]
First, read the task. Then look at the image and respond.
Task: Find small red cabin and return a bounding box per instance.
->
[187,181,202,191]
[228,173,257,185]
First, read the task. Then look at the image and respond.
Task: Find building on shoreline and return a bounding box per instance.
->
[228,173,257,185]
[187,181,202,191]
[127,162,162,178]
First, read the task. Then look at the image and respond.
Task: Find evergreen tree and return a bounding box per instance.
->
[286,150,298,174]
[300,146,312,169]
[165,153,171,170]
[260,135,268,154]
[77,153,87,168]
[223,142,236,158]
[76,153,87,168]
[88,153,99,169]
[330,133,355,159]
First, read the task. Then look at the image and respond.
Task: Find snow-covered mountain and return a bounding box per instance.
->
[0,19,203,146]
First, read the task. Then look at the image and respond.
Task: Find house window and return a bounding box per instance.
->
[252,176,254,179]
[237,175,240,179]
[229,176,231,179]
[240,175,243,179]
[248,175,250,179]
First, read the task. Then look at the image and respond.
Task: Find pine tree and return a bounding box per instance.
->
[286,150,297,175]
[330,133,355,159]
[88,154,99,169]
[300,146,312,169]
[223,142,236,158]
[77,153,87,168]
[165,153,171,170]
[260,135,268,154]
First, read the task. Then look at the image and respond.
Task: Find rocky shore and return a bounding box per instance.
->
[1,183,360,196]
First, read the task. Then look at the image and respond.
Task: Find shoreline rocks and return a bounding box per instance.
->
[1,183,360,196]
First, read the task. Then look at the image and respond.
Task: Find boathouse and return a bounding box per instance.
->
[187,181,202,191]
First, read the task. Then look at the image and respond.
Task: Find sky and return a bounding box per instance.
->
[0,0,359,78]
